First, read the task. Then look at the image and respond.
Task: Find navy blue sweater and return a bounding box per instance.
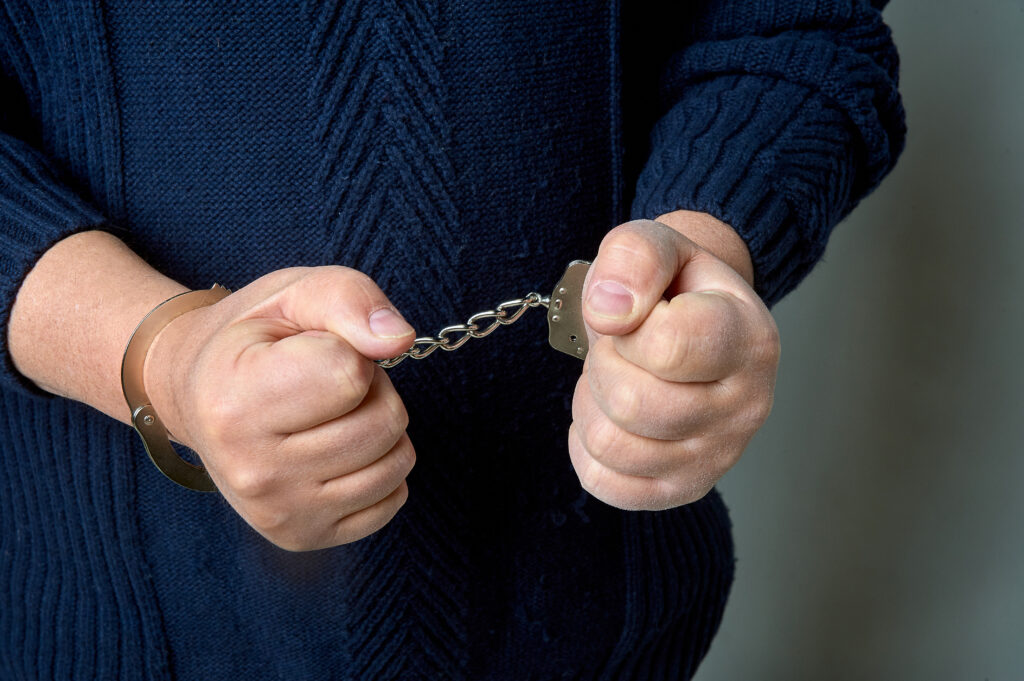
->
[0,2,903,679]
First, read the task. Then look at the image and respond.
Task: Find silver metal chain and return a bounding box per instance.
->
[376,292,551,368]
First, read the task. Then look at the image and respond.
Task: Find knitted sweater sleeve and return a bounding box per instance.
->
[0,77,111,396]
[629,0,906,307]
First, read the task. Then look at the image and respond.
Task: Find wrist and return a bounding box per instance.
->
[141,302,212,451]
[654,210,755,288]
[8,230,189,420]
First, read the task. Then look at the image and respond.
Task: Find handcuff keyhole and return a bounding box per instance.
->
[569,334,578,343]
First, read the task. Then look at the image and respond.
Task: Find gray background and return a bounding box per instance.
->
[695,1,1024,679]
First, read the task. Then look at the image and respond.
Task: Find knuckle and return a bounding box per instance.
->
[581,415,624,469]
[603,377,644,426]
[224,464,276,499]
[386,438,417,480]
[647,318,693,376]
[316,265,381,302]
[358,446,414,505]
[336,486,406,546]
[332,353,374,406]
[603,223,663,261]
[383,388,410,433]
[199,393,245,442]
[600,236,664,283]
[750,318,781,367]
[247,504,292,535]
[738,392,774,431]
[303,266,385,318]
[575,458,605,499]
[391,480,410,510]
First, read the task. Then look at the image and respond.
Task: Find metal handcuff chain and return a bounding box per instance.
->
[376,292,548,368]
[377,260,592,368]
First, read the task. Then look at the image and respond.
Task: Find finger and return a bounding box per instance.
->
[279,370,408,477]
[271,266,416,361]
[583,219,752,338]
[572,373,696,475]
[217,434,413,551]
[585,335,724,440]
[318,433,416,516]
[239,329,378,432]
[326,480,410,548]
[568,424,709,511]
[613,291,748,383]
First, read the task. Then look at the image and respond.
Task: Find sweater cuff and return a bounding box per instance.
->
[631,75,857,307]
[0,135,115,397]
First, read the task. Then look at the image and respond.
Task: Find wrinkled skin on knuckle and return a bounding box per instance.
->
[574,452,610,502]
[245,500,295,537]
[335,485,409,546]
[309,265,382,312]
[394,437,417,474]
[604,222,677,271]
[657,294,739,376]
[720,373,775,438]
[602,374,645,428]
[579,412,626,471]
[327,348,373,405]
[195,391,248,451]
[381,383,410,435]
[371,445,417,501]
[222,461,280,501]
[750,316,782,371]
[741,387,775,432]
[364,438,416,494]
[572,428,653,510]
[690,432,745,487]
[646,315,694,377]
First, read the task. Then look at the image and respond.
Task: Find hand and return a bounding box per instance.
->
[143,267,417,551]
[568,218,780,511]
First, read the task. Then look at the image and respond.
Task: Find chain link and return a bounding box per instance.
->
[376,292,550,368]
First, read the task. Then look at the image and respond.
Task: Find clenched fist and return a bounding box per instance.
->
[142,267,417,551]
[569,218,780,511]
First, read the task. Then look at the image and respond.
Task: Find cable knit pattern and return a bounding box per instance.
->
[310,0,463,322]
[308,4,471,676]
[0,1,904,679]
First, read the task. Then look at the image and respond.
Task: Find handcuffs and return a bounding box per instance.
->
[121,262,590,492]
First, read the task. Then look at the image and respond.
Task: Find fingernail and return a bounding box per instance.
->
[587,281,634,319]
[369,308,414,338]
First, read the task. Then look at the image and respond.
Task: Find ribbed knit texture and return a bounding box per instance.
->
[0,1,904,679]
[630,0,905,306]
[0,0,127,396]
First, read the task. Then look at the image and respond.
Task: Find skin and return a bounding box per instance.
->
[571,213,780,511]
[6,209,779,549]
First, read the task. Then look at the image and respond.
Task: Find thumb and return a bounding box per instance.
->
[583,219,698,337]
[272,266,416,361]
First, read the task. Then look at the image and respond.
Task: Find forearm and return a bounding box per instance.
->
[7,230,187,423]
